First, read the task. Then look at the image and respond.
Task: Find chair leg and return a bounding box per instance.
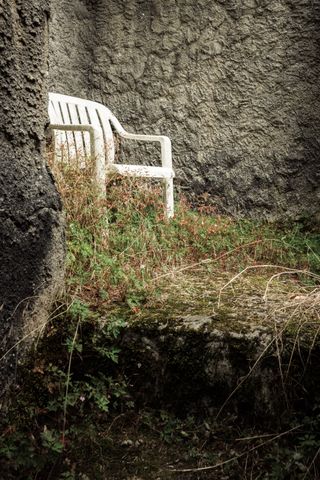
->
[90,128,106,198]
[163,177,174,219]
[95,153,106,198]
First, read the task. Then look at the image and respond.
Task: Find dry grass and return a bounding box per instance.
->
[47,151,319,316]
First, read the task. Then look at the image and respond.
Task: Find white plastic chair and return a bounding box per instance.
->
[48,92,174,218]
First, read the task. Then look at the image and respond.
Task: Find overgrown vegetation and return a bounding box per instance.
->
[0,157,319,479]
[56,158,319,308]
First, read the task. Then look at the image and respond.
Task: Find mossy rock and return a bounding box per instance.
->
[119,268,320,422]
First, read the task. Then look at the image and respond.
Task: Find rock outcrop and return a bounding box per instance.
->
[120,270,320,420]
[0,0,65,391]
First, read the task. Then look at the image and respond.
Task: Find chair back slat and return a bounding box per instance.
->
[95,105,115,165]
[48,97,68,162]
[49,97,65,124]
[57,100,78,162]
[76,104,92,159]
[66,102,87,165]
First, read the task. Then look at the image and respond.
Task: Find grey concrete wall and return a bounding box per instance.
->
[49,0,320,220]
[49,0,96,96]
[0,0,65,390]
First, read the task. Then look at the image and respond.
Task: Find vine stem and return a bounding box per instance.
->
[167,424,301,474]
[62,316,81,445]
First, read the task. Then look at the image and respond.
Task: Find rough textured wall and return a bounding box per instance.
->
[0,0,65,391]
[49,0,96,96]
[49,0,320,220]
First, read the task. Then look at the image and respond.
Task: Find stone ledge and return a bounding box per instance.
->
[119,269,320,422]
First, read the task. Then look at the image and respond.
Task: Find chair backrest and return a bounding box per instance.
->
[48,92,119,165]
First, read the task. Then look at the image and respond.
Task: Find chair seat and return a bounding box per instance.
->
[109,164,175,179]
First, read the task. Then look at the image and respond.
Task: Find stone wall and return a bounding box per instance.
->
[49,0,96,96]
[0,0,65,390]
[49,0,320,220]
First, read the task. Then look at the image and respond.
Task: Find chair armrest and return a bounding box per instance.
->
[109,164,174,179]
[119,131,172,170]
